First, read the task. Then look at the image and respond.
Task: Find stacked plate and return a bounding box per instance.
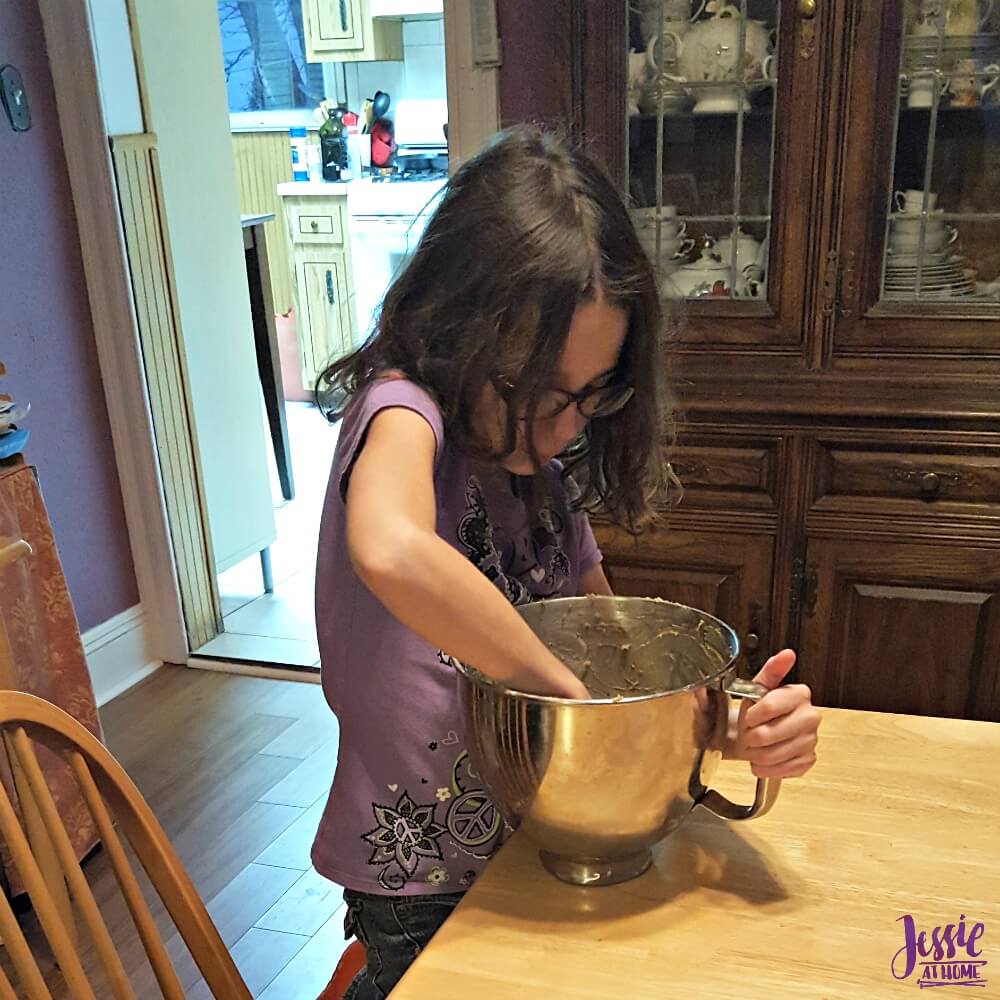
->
[884,249,978,300]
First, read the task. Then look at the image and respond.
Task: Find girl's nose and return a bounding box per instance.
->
[556,404,587,445]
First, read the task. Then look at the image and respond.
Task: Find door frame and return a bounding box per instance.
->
[37,0,188,665]
[38,0,498,666]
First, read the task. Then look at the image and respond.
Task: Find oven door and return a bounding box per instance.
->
[349,214,424,343]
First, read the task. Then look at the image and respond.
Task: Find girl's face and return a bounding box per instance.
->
[479,298,629,475]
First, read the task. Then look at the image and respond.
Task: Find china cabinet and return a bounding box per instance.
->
[497,0,1000,721]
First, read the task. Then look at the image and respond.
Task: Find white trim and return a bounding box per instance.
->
[84,605,161,706]
[230,110,319,132]
[187,658,322,684]
[36,0,189,664]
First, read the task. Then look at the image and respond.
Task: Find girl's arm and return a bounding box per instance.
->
[579,562,614,597]
[345,406,590,699]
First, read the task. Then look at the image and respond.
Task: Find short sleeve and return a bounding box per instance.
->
[334,377,445,501]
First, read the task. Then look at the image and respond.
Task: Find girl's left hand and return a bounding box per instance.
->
[728,649,821,779]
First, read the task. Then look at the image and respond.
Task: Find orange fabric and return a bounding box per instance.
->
[0,463,102,895]
[318,940,366,1000]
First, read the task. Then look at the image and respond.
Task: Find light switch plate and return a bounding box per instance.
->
[1,65,32,132]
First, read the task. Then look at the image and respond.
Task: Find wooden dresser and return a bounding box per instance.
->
[0,457,101,897]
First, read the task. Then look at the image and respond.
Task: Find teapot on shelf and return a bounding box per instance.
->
[714,226,763,275]
[651,2,776,113]
[661,234,751,299]
[638,0,710,46]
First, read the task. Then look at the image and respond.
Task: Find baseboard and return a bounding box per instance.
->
[187,657,321,684]
[83,604,161,706]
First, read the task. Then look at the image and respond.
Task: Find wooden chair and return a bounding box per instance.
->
[0,690,252,999]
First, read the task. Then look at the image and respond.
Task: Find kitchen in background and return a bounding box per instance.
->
[200,0,449,668]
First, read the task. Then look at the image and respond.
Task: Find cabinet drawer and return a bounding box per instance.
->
[292,209,344,244]
[815,443,1000,508]
[670,438,778,511]
[299,214,339,237]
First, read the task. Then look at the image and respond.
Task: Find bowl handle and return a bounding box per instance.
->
[696,677,782,821]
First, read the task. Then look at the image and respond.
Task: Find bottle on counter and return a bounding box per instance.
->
[289,126,309,182]
[318,107,350,182]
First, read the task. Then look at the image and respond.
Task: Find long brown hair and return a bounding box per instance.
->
[317,125,678,530]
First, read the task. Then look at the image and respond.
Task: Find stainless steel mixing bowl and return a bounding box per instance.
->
[455,596,782,886]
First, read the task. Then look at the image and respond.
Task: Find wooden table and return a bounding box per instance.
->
[395,707,1000,998]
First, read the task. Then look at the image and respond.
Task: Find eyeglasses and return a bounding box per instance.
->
[495,376,635,421]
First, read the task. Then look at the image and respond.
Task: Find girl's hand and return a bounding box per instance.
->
[727,649,821,779]
[555,672,591,701]
[509,658,590,700]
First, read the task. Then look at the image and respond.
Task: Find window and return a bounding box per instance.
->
[218,0,326,129]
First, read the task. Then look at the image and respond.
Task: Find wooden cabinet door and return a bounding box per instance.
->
[831,0,1000,358]
[305,0,364,52]
[303,0,402,61]
[595,525,775,676]
[560,1,835,352]
[797,536,1000,721]
[296,253,352,388]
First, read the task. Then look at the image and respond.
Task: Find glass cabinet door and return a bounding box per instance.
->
[836,0,1000,353]
[625,0,822,346]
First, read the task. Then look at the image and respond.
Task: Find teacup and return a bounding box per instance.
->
[634,208,687,247]
[658,235,696,259]
[891,215,945,235]
[639,234,694,261]
[890,226,958,253]
[906,74,943,108]
[634,204,679,220]
[895,189,939,213]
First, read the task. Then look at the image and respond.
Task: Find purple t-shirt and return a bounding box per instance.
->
[311,377,602,896]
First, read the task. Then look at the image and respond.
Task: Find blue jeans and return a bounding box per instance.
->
[342,889,464,999]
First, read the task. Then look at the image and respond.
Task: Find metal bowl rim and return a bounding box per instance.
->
[452,596,740,706]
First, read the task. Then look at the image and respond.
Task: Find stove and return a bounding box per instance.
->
[371,167,449,183]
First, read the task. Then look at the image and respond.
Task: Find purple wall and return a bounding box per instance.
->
[0,0,139,631]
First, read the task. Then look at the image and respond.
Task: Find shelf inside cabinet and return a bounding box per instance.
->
[898,103,1000,116]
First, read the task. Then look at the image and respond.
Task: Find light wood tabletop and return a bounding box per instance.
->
[394,707,1000,999]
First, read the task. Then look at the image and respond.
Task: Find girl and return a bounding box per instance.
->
[312,126,820,999]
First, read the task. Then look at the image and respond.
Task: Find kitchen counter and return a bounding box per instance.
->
[394,706,1000,998]
[276,180,350,197]
[277,177,447,216]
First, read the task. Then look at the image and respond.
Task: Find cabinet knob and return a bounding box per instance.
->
[798,0,818,17]
[744,631,761,654]
[310,220,319,231]
[920,472,941,498]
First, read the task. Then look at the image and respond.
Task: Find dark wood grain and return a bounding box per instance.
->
[503,0,1000,718]
[796,537,1000,722]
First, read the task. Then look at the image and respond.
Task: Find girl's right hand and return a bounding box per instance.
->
[528,663,590,701]
[347,406,593,704]
[558,674,592,701]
